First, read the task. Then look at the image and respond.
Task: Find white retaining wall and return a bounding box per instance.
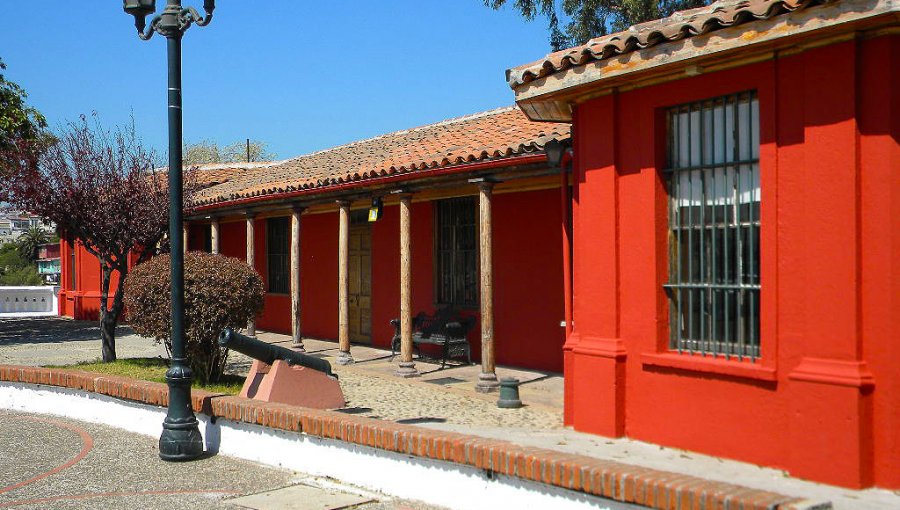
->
[0,383,639,510]
[0,286,59,317]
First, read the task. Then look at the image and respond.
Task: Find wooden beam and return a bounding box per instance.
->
[336,200,353,365]
[210,218,220,255]
[395,193,418,377]
[291,206,305,350]
[475,181,499,393]
[245,211,257,336]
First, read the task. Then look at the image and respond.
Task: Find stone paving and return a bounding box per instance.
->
[0,409,446,510]
[227,332,564,432]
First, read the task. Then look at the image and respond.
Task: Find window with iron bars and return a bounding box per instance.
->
[435,197,478,308]
[664,91,761,359]
[267,217,290,294]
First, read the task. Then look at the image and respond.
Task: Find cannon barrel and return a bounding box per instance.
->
[218,328,337,379]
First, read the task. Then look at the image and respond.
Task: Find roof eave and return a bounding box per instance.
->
[512,0,900,122]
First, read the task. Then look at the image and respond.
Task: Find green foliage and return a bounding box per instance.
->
[183,139,275,166]
[485,0,710,50]
[0,241,41,285]
[16,226,49,263]
[0,58,47,153]
[124,252,265,384]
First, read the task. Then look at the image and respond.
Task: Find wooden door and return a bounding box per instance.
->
[348,225,372,343]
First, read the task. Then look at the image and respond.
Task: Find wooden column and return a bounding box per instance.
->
[395,193,418,377]
[182,224,189,254]
[210,218,220,255]
[290,206,305,350]
[475,181,499,393]
[245,211,257,336]
[336,200,353,365]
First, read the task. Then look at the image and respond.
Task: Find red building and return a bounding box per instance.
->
[509,0,898,490]
[61,108,571,381]
[58,0,898,491]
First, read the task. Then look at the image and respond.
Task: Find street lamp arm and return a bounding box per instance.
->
[183,6,213,27]
[137,15,162,40]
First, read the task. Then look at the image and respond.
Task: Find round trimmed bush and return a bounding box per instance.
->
[124,252,264,383]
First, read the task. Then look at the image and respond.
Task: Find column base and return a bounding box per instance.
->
[395,361,419,378]
[292,339,305,352]
[475,372,499,393]
[336,351,354,365]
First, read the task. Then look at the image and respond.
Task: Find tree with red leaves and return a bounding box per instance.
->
[1,114,190,361]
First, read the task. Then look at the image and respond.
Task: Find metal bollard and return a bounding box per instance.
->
[497,377,523,408]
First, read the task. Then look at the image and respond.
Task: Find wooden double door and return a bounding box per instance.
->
[348,225,371,343]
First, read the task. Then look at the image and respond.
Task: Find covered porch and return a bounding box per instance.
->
[185,106,572,390]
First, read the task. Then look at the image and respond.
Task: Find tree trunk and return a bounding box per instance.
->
[99,264,117,362]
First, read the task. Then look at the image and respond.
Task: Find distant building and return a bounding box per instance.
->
[0,211,54,244]
[36,243,60,285]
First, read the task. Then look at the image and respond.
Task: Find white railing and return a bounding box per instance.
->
[0,286,60,316]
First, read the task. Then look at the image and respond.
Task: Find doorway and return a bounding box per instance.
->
[348,225,372,343]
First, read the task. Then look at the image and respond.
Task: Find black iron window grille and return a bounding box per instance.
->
[266,217,290,294]
[664,91,761,359]
[435,197,478,308]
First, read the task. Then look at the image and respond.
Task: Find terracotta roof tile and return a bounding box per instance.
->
[507,0,827,89]
[192,106,570,208]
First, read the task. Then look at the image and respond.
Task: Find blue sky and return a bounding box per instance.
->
[0,2,552,161]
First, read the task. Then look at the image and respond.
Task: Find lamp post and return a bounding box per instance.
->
[123,0,215,462]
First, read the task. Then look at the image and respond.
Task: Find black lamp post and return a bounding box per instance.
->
[123,0,215,462]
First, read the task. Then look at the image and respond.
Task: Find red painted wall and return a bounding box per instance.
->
[58,239,129,321]
[566,35,899,489]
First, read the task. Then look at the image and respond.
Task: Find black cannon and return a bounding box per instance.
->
[218,328,337,380]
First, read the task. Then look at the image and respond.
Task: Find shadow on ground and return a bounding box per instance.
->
[0,317,133,346]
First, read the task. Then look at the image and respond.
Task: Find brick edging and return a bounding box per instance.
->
[0,365,828,510]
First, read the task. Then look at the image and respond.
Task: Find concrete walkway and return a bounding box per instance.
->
[2,317,899,510]
[0,409,444,510]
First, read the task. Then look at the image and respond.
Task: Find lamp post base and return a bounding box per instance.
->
[159,421,204,461]
[159,361,204,461]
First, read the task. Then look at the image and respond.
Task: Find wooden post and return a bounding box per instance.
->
[245,211,257,336]
[336,200,353,365]
[210,218,220,255]
[182,224,189,254]
[475,181,499,393]
[395,193,418,377]
[290,206,305,350]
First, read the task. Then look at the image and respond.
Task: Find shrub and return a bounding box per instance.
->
[124,252,264,384]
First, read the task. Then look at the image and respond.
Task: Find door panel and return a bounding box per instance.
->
[349,226,372,343]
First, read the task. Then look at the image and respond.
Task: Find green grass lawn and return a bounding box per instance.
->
[48,357,244,395]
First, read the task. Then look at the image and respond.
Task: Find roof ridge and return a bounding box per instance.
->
[279,105,519,165]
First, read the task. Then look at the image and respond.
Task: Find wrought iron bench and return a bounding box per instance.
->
[390,308,475,368]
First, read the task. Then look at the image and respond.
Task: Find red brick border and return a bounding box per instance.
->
[0,365,829,510]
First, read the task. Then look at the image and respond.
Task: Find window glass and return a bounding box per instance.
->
[435,197,478,307]
[267,217,290,294]
[665,91,760,359]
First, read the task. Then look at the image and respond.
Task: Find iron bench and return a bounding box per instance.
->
[390,308,475,368]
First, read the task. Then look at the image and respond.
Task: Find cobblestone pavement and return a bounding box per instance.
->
[0,317,564,433]
[0,409,446,510]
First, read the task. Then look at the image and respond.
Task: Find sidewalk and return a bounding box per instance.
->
[2,317,899,509]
